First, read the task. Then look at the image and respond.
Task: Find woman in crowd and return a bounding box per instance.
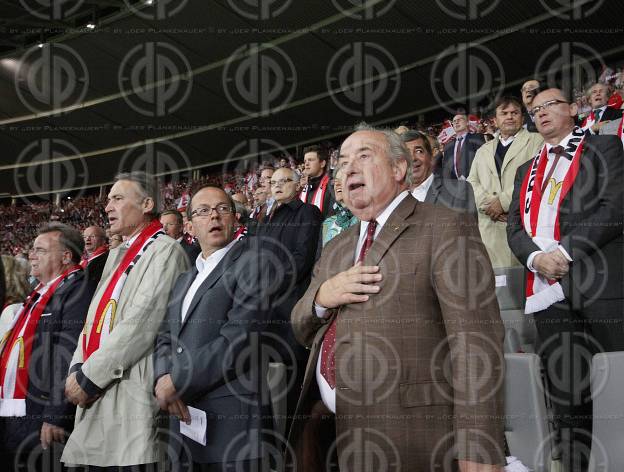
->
[0,255,31,337]
[321,167,358,247]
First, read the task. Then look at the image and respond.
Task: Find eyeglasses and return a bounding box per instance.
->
[270,178,294,187]
[529,99,569,117]
[190,204,233,218]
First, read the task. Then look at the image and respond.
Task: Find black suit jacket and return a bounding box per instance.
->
[153,239,271,464]
[507,134,624,306]
[0,270,94,451]
[254,199,322,361]
[180,238,201,265]
[523,110,538,132]
[84,250,108,287]
[597,106,623,123]
[442,132,486,179]
[424,175,477,218]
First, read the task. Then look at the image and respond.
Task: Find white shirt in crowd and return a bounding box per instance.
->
[180,239,237,321]
[411,173,435,202]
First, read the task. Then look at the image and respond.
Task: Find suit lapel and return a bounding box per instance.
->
[424,177,441,204]
[367,195,417,266]
[179,243,244,333]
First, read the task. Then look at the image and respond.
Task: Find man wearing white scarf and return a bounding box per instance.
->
[507,88,624,472]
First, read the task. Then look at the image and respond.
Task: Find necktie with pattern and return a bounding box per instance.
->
[319,220,378,389]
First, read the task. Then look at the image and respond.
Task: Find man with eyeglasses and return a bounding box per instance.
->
[154,184,271,470]
[255,167,322,431]
[507,88,624,472]
[441,113,485,180]
[0,223,93,471]
[81,225,109,286]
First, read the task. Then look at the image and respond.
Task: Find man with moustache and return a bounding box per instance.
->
[468,96,543,268]
[0,223,93,472]
[401,129,476,216]
[81,225,109,286]
[507,88,624,471]
[62,172,189,471]
[154,184,270,471]
[290,124,505,471]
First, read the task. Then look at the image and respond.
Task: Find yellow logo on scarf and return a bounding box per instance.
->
[96,300,117,334]
[547,179,563,205]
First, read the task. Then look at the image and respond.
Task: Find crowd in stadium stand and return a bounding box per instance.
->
[1,64,624,471]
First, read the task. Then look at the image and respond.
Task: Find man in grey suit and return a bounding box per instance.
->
[154,184,271,472]
[401,130,477,217]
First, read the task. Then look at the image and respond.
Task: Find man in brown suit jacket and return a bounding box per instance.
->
[289,124,505,471]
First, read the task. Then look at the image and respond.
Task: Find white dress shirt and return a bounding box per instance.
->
[526,131,576,272]
[411,173,435,202]
[180,240,237,322]
[315,190,410,413]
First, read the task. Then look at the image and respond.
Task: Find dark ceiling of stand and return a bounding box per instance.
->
[0,0,622,198]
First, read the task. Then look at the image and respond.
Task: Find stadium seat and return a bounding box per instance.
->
[495,267,536,351]
[589,352,624,472]
[504,353,557,472]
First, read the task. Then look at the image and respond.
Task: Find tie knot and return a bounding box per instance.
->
[594,108,602,114]
[550,145,565,156]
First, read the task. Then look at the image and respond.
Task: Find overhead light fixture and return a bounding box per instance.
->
[37,42,44,48]
[86,22,96,29]
[144,0,154,5]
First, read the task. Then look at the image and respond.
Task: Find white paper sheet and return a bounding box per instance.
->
[179,406,207,446]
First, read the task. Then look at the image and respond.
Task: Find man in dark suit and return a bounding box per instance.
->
[290,124,505,471]
[581,82,623,134]
[255,167,322,429]
[441,114,486,180]
[507,88,624,472]
[154,184,271,471]
[161,209,201,264]
[401,130,477,217]
[0,223,93,471]
[81,225,108,286]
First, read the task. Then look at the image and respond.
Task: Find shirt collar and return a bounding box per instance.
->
[499,131,518,147]
[358,190,410,240]
[412,173,435,194]
[594,105,607,114]
[545,127,580,156]
[195,238,237,273]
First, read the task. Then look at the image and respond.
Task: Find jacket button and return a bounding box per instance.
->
[176,347,183,354]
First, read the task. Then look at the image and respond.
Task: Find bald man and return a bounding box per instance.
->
[82,225,109,286]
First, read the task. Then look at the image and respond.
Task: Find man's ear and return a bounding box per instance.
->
[320,159,326,170]
[569,102,579,118]
[393,159,408,182]
[143,197,155,215]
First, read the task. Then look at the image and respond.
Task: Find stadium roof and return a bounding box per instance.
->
[0,0,622,198]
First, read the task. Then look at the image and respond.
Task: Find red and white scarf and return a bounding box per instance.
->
[0,265,81,416]
[299,173,330,211]
[617,118,624,148]
[520,127,585,314]
[580,110,598,131]
[82,220,164,360]
[80,245,108,269]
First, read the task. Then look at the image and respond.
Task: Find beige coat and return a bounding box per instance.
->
[468,129,543,268]
[61,235,189,467]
